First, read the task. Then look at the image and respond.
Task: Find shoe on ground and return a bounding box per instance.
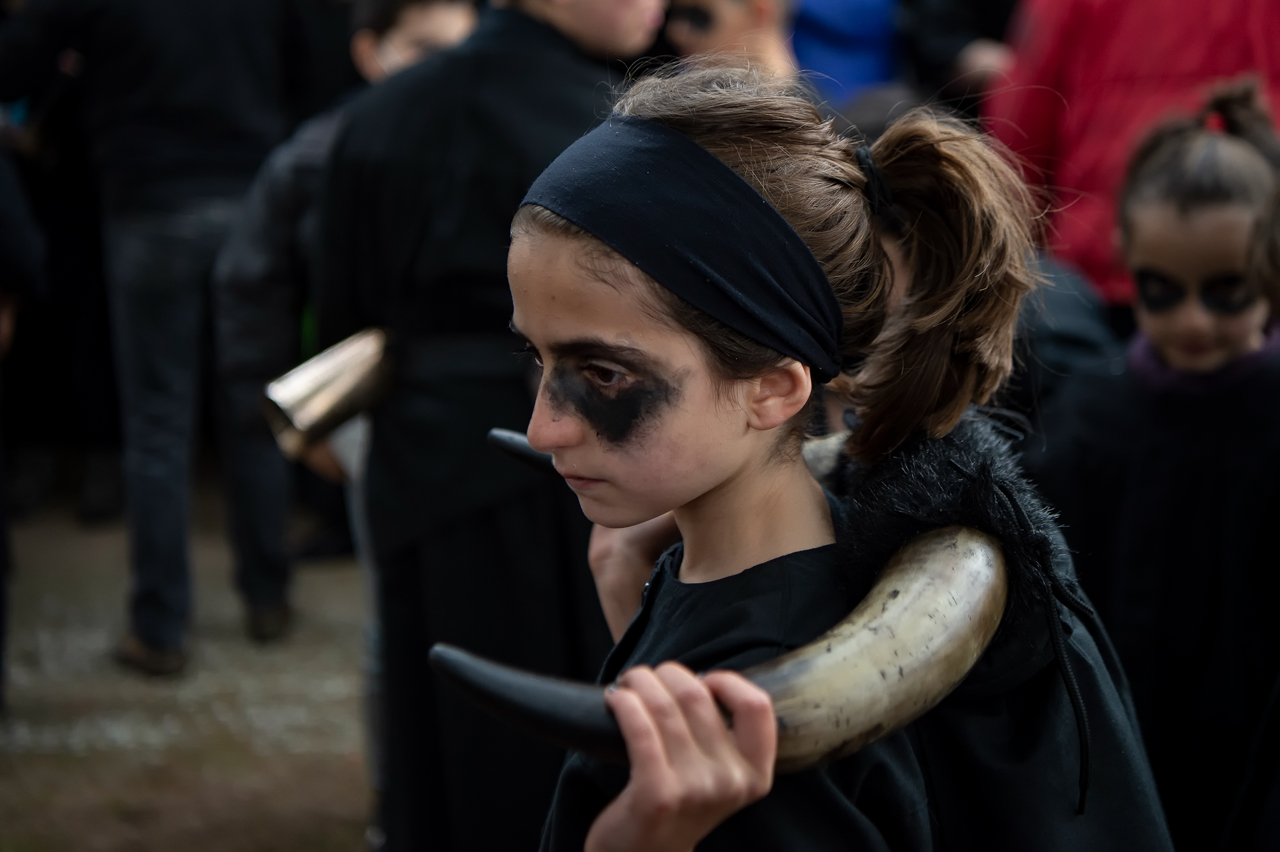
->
[113,633,187,677]
[247,604,293,644]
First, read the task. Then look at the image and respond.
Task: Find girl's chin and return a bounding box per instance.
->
[1163,349,1228,374]
[577,497,666,530]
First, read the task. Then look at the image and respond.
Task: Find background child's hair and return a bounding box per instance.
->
[514,66,1038,461]
[1119,79,1280,237]
[1250,188,1280,310]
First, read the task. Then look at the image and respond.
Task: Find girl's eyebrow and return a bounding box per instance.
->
[548,339,649,363]
[506,321,650,364]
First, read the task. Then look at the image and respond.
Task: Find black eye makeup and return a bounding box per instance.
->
[668,4,714,32]
[510,324,685,447]
[1133,268,1258,316]
[1199,274,1256,315]
[544,347,683,447]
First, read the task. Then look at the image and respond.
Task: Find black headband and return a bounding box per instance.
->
[522,115,843,382]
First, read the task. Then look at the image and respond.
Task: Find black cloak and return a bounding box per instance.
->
[1024,340,1280,851]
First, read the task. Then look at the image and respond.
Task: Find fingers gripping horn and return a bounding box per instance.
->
[430,525,1007,773]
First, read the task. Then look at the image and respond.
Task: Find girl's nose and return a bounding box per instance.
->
[526,381,586,454]
[1172,296,1215,335]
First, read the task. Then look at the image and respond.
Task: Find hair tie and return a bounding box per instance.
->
[855,146,895,220]
[1204,111,1227,134]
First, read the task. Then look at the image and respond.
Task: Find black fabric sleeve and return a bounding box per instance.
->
[314,120,369,349]
[211,130,313,389]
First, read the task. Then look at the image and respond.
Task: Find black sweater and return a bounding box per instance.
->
[544,418,1174,851]
[0,0,304,198]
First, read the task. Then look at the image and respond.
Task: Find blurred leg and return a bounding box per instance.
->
[215,377,291,618]
[104,198,237,652]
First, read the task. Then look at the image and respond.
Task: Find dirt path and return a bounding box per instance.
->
[0,489,370,852]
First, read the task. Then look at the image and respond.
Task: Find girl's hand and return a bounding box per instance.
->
[588,513,681,641]
[585,663,776,852]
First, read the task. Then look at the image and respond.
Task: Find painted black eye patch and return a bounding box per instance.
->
[668,4,714,32]
[509,325,685,447]
[543,353,683,446]
[1133,269,1258,316]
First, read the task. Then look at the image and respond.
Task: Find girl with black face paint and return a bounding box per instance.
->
[502,65,1172,852]
[1024,80,1280,852]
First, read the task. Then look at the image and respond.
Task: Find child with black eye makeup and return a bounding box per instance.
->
[1024,81,1280,852]
[496,65,1172,852]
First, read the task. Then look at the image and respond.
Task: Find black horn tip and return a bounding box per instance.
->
[486,428,557,477]
[429,644,627,764]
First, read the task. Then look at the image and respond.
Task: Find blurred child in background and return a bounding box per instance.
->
[985,0,1280,335]
[1025,82,1280,851]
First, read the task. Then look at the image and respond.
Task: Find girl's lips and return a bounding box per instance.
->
[560,472,606,490]
[1174,341,1214,358]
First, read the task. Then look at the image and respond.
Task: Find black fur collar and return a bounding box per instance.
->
[833,414,1075,696]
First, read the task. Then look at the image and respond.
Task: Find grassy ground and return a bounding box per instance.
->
[0,480,370,851]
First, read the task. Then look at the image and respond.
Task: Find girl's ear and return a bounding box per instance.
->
[744,361,812,432]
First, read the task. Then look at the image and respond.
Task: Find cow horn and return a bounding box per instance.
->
[430,525,1006,773]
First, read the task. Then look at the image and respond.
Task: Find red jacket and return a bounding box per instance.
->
[984,0,1280,305]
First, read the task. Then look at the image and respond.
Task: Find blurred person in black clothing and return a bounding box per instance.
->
[216,0,476,423]
[0,0,307,676]
[212,0,474,638]
[0,144,44,712]
[212,0,475,841]
[315,0,664,846]
[1,53,123,526]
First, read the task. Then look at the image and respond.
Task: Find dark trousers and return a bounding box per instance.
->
[375,482,607,851]
[103,194,291,651]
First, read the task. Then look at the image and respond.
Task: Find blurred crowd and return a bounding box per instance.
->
[1,0,1279,849]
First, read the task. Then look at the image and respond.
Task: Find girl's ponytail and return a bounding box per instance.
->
[1201,80,1280,169]
[839,112,1038,460]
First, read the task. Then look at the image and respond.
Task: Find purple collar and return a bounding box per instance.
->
[1126,329,1280,395]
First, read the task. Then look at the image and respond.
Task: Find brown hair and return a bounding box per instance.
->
[1250,188,1280,311]
[513,65,1037,461]
[1120,80,1280,235]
